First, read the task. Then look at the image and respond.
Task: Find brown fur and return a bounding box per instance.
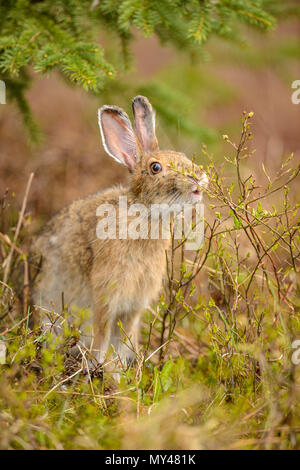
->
[31,96,208,367]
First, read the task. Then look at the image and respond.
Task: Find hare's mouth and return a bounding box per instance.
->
[191,185,202,200]
[186,173,208,202]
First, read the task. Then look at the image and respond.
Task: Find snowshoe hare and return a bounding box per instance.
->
[31,96,208,371]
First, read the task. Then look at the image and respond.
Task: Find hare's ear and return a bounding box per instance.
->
[98,105,138,172]
[132,95,159,152]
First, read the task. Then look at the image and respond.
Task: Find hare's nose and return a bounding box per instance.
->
[188,173,208,188]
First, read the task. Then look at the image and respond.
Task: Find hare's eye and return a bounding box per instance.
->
[150,162,162,174]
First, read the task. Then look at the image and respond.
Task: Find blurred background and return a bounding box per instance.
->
[0,4,300,450]
[0,16,299,236]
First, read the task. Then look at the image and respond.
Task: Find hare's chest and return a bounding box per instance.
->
[108,244,167,315]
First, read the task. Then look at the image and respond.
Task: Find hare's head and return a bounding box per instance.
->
[98,96,208,206]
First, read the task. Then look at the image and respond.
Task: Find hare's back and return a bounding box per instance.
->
[31,187,122,312]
